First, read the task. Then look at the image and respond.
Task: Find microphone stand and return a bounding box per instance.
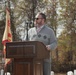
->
[26,22,29,41]
[26,21,32,41]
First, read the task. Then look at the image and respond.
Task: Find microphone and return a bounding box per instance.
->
[25,21,32,24]
[25,21,33,28]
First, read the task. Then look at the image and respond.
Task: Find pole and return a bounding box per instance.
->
[26,22,29,41]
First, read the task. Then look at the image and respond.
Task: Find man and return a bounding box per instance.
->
[27,12,57,75]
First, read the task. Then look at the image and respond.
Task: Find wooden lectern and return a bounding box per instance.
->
[6,41,50,75]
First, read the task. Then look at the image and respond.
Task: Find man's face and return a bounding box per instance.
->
[34,14,44,26]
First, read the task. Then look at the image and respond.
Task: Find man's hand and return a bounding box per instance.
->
[46,45,51,51]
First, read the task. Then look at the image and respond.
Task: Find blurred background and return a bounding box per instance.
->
[0,0,76,75]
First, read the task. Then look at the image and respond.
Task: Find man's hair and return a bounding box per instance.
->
[39,12,46,21]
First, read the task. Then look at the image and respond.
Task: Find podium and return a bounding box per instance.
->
[6,41,50,75]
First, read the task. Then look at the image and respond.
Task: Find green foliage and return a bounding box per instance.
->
[0,0,76,72]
